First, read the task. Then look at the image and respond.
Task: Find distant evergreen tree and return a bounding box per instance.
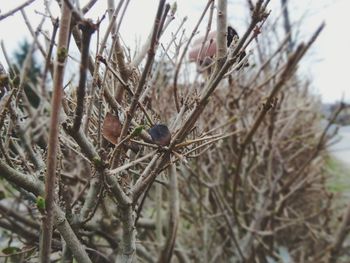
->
[12,40,41,108]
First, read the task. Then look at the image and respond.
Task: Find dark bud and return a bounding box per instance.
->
[227,26,239,47]
[148,124,171,146]
[227,26,249,69]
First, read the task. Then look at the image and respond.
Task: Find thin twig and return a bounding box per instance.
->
[0,0,36,21]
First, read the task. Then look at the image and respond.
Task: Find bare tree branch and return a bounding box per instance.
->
[0,0,36,21]
[40,2,72,262]
[158,163,180,263]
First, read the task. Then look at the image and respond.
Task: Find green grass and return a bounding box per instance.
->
[326,156,350,194]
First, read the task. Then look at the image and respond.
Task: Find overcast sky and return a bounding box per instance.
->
[0,0,348,103]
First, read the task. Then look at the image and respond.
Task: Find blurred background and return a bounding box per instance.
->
[0,0,349,103]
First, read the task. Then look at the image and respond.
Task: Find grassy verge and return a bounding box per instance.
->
[326,155,350,195]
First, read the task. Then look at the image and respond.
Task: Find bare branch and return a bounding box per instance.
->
[72,20,96,132]
[158,163,180,262]
[41,2,72,261]
[216,0,227,60]
[0,0,36,21]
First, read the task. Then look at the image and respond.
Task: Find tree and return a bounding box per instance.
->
[12,40,41,108]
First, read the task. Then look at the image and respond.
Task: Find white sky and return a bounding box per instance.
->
[0,0,348,103]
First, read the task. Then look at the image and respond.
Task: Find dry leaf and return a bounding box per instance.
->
[102,112,121,144]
